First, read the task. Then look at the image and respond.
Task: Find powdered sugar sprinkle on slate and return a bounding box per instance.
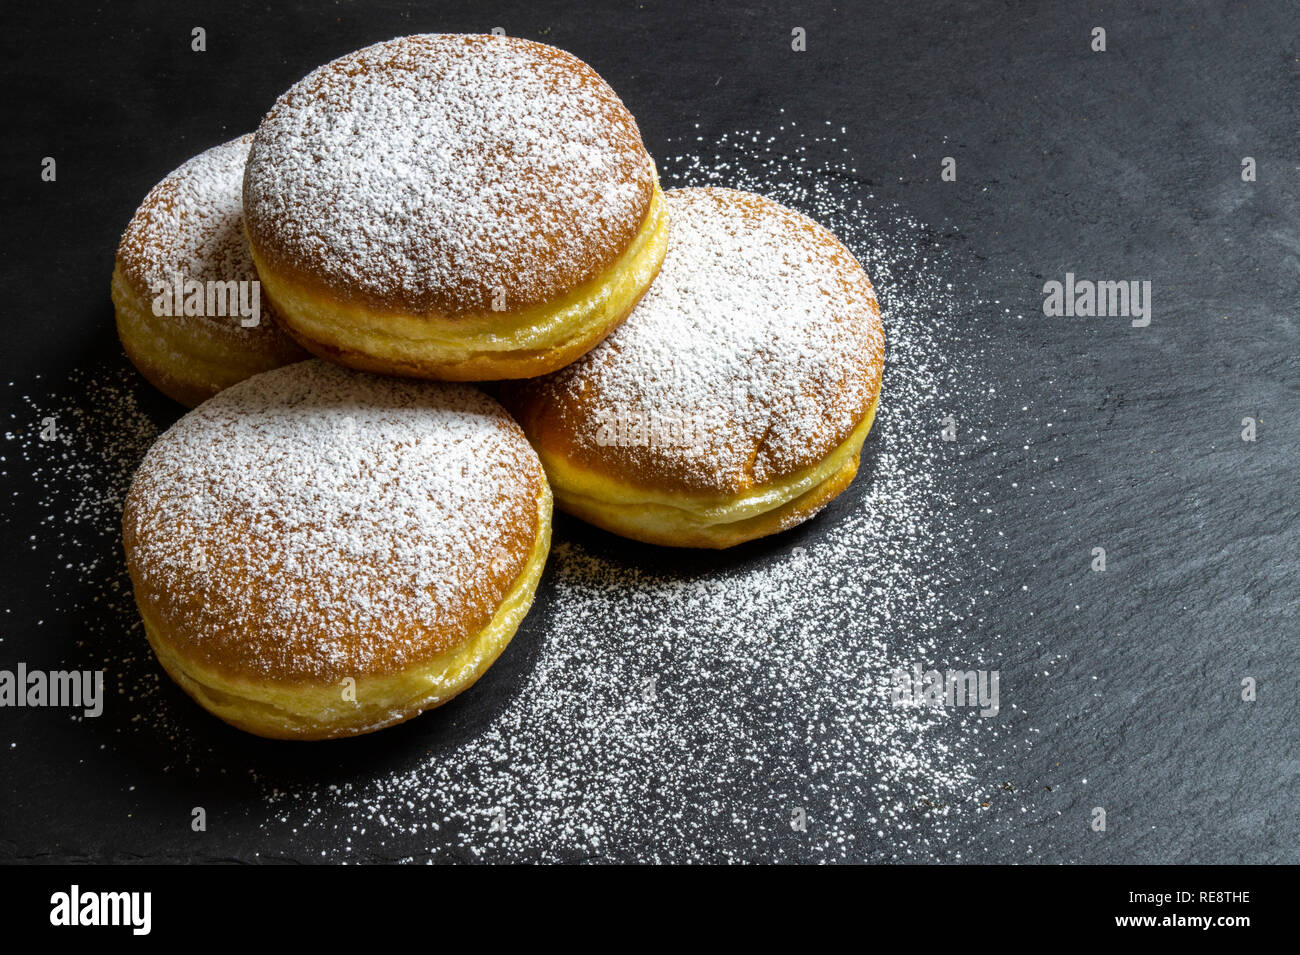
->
[257,132,999,862]
[6,129,998,862]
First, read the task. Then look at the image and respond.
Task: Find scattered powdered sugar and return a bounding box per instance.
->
[124,361,541,680]
[4,372,157,543]
[243,34,654,314]
[117,135,259,295]
[525,186,885,492]
[256,129,1001,862]
[6,126,1000,861]
[2,367,171,748]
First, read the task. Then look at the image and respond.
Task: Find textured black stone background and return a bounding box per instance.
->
[1,0,1296,863]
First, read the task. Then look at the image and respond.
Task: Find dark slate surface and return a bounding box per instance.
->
[1,0,1295,863]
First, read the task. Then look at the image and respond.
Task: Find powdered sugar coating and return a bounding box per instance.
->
[243,34,656,316]
[513,187,885,493]
[122,360,544,682]
[117,135,286,339]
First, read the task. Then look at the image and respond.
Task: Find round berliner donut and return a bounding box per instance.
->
[112,135,307,407]
[242,33,668,381]
[502,187,885,549]
[122,360,552,740]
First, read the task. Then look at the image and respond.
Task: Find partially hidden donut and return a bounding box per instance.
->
[112,135,307,407]
[503,187,885,549]
[122,360,552,740]
[242,33,669,382]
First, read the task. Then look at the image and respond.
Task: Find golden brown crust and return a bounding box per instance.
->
[133,479,553,740]
[112,264,306,407]
[123,490,539,687]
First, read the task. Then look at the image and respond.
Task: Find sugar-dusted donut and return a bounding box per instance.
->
[243,34,668,381]
[122,360,552,739]
[112,135,306,407]
[503,188,884,548]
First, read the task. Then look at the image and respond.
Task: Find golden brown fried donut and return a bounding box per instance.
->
[242,34,668,381]
[112,135,306,407]
[122,360,552,740]
[503,187,885,548]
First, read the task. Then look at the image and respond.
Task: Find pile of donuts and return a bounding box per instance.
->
[114,34,885,740]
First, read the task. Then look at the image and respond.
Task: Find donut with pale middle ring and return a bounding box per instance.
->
[122,360,552,740]
[112,135,306,408]
[503,187,885,549]
[242,33,669,382]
